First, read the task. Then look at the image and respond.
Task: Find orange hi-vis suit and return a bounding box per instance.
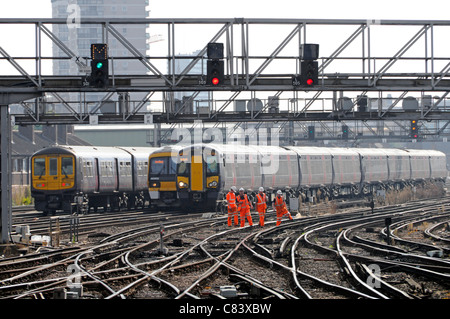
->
[226,191,239,226]
[237,194,253,227]
[256,192,267,227]
[273,196,293,226]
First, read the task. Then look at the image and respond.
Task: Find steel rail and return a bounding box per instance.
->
[424,219,450,244]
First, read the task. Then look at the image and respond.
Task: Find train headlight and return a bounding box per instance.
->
[178,181,188,188]
[208,181,218,187]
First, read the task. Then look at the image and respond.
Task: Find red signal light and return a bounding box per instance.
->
[212,77,220,85]
[306,78,314,85]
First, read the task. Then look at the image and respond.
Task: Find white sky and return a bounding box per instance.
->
[0,0,450,76]
[0,0,449,21]
[148,0,450,20]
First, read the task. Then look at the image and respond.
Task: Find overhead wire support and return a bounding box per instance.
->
[0,18,450,125]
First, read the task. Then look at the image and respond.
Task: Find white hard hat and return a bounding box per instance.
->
[239,188,244,192]
[277,190,282,195]
[231,186,237,192]
[259,187,264,192]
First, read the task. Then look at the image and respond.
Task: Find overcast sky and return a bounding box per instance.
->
[0,0,449,76]
[1,0,450,20]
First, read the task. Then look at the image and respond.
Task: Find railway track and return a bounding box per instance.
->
[1,196,449,302]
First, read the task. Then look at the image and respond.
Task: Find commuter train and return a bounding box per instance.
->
[31,146,157,215]
[31,144,447,215]
[175,144,448,211]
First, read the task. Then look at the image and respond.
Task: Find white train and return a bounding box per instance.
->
[175,144,447,210]
[31,146,157,214]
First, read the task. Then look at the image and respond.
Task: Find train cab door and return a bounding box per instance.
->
[47,156,61,190]
[94,158,100,192]
[33,156,48,190]
[190,153,204,191]
[114,158,119,191]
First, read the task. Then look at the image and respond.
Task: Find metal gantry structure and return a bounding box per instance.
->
[2,18,450,242]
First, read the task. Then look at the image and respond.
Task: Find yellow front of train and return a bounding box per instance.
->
[176,145,220,211]
[148,146,181,209]
[31,151,76,214]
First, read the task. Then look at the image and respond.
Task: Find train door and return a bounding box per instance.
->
[191,153,204,191]
[114,158,119,191]
[94,158,100,192]
[47,156,61,190]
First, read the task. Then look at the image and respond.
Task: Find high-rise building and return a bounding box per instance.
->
[52,0,149,77]
[49,0,151,144]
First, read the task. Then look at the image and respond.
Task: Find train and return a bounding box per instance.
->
[31,146,157,215]
[148,145,183,210]
[30,143,447,215]
[175,144,448,211]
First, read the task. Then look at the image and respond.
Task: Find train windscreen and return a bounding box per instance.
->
[206,155,218,175]
[150,157,177,176]
[177,156,190,176]
[33,158,46,177]
[61,157,74,176]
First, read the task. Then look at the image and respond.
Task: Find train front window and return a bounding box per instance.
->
[34,158,46,177]
[150,158,167,175]
[61,157,73,176]
[49,158,58,176]
[169,158,177,174]
[177,157,189,176]
[206,155,218,175]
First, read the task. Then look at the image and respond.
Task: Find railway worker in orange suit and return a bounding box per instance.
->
[256,187,267,227]
[226,186,239,227]
[273,190,293,226]
[237,188,253,227]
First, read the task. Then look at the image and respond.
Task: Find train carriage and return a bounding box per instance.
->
[327,147,362,196]
[354,148,389,194]
[260,146,299,191]
[382,149,411,184]
[427,150,448,180]
[287,147,333,198]
[176,143,227,210]
[32,146,78,214]
[406,149,447,182]
[118,147,157,208]
[148,145,183,209]
[407,149,432,181]
[31,146,156,214]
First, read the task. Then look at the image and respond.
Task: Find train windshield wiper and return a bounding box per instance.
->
[62,167,68,178]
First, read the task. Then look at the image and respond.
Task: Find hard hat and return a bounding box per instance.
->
[231,186,237,192]
[259,187,264,192]
[277,190,282,195]
[239,188,244,192]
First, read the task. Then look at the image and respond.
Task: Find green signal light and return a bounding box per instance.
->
[96,62,103,69]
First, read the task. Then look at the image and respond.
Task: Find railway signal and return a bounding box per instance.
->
[299,44,319,87]
[206,42,224,86]
[308,125,315,140]
[342,125,349,140]
[410,119,419,138]
[207,60,224,86]
[300,60,318,87]
[89,43,109,88]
